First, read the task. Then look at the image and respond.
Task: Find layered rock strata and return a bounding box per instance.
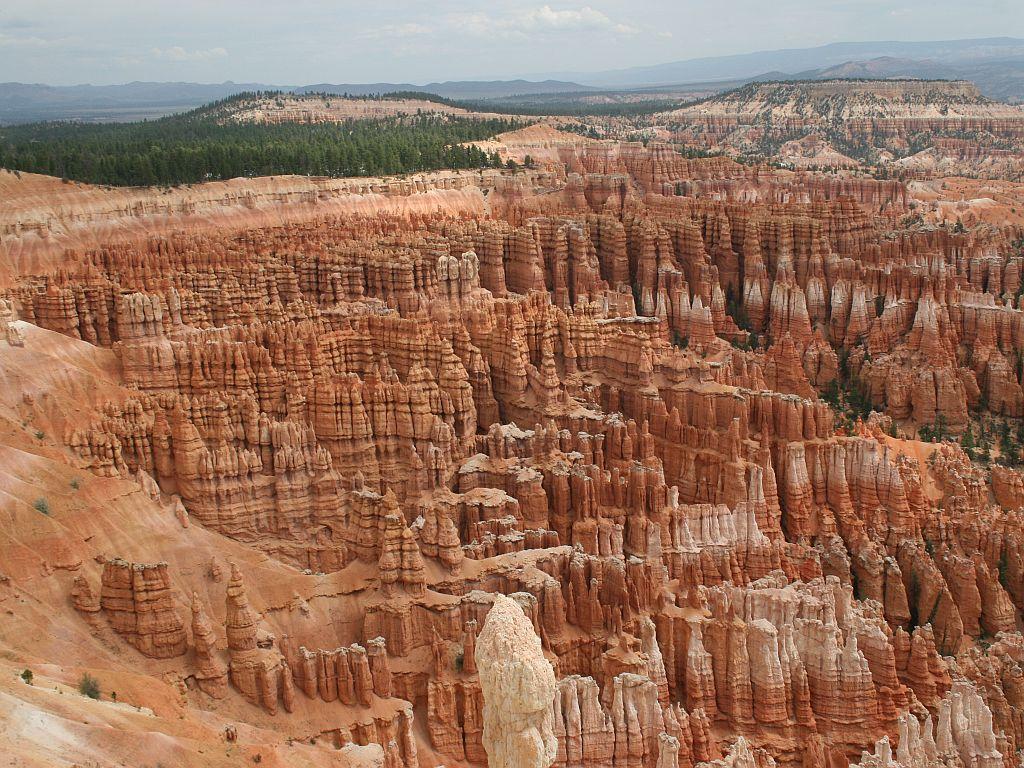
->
[2,140,1023,768]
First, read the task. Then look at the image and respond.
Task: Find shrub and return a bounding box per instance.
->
[999,550,1010,589]
[631,283,642,313]
[33,498,50,515]
[20,669,33,685]
[725,286,752,332]
[78,672,101,700]
[961,424,977,461]
[70,478,80,490]
[34,430,45,440]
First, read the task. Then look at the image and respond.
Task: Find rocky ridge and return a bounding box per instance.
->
[659,79,1024,177]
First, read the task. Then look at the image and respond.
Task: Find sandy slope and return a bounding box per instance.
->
[469,123,596,165]
[0,323,390,767]
[908,177,1024,227]
[221,94,511,124]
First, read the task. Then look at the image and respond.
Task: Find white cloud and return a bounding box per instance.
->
[0,32,60,48]
[359,5,639,49]
[450,5,638,39]
[360,22,432,40]
[0,18,38,31]
[151,45,228,61]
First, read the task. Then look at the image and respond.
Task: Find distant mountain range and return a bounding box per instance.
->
[2,37,1022,124]
[293,80,592,100]
[0,80,592,124]
[788,56,1024,103]
[554,37,1024,88]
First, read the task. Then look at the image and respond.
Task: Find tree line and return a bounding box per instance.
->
[0,101,517,186]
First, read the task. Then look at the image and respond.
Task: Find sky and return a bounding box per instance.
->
[1,0,1022,86]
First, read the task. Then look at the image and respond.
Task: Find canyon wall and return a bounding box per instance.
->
[2,140,1024,768]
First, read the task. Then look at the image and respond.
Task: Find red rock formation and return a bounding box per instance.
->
[190,591,228,698]
[71,574,101,614]
[856,681,1003,768]
[224,563,287,714]
[6,136,1024,768]
[98,558,187,658]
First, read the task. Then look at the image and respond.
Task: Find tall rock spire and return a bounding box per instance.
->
[476,594,558,768]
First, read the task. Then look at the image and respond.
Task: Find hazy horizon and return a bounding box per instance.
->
[2,1,1021,86]
[5,35,1024,88]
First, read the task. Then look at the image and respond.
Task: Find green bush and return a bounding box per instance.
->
[725,286,752,332]
[78,672,101,700]
[33,497,50,515]
[20,669,33,685]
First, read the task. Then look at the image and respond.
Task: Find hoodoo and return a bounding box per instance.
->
[475,594,558,768]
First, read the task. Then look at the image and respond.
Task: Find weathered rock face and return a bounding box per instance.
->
[476,594,558,768]
[855,681,1003,768]
[663,79,1024,179]
[190,592,228,698]
[6,137,1024,768]
[98,559,187,658]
